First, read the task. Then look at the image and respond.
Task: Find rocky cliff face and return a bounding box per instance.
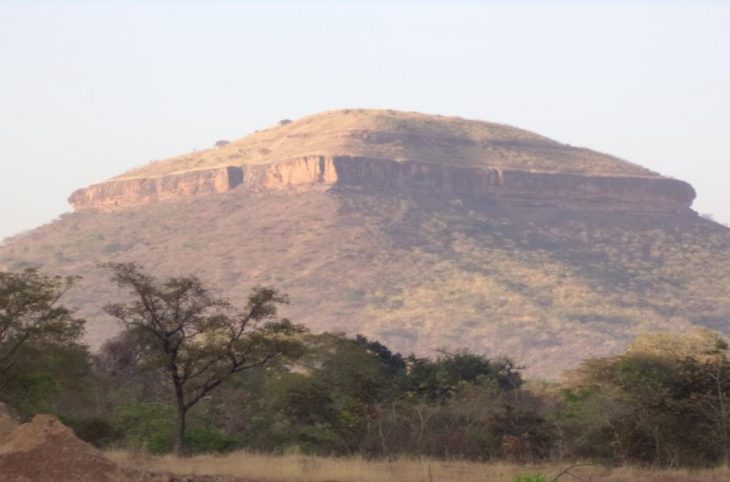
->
[68,166,243,211]
[69,156,696,213]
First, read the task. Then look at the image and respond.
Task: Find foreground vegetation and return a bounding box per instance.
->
[3,266,730,471]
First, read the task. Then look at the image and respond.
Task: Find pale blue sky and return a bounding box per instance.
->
[1,1,729,240]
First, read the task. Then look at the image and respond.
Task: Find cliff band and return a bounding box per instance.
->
[68,110,695,213]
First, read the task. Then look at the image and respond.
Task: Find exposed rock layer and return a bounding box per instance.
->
[69,156,695,213]
[69,166,243,211]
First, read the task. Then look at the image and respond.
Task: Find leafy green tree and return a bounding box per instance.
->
[406,350,522,402]
[241,335,528,458]
[2,341,92,417]
[558,329,730,466]
[266,333,401,454]
[0,269,85,390]
[0,269,95,426]
[103,262,306,454]
[112,402,236,454]
[353,335,406,376]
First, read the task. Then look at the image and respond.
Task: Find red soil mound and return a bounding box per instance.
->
[0,402,19,445]
[0,414,169,482]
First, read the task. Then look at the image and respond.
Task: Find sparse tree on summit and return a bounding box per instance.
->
[103,263,306,454]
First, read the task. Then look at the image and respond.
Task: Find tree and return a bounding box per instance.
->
[103,263,306,454]
[0,269,84,382]
[260,333,406,455]
[558,329,730,466]
[405,350,522,402]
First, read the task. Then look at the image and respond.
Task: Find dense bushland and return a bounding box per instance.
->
[2,267,730,467]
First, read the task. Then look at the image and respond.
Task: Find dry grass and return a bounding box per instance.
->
[106,450,730,482]
[113,109,654,180]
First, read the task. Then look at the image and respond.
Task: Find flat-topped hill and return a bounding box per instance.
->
[3,109,725,377]
[69,110,693,213]
[116,109,656,179]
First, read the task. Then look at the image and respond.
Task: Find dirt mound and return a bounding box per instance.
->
[0,402,19,445]
[0,414,174,481]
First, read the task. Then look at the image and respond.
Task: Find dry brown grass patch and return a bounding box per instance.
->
[106,450,730,482]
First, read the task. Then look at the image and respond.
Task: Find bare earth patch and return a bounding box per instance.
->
[0,402,19,445]
[0,415,244,482]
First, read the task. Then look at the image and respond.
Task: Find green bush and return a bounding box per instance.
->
[513,474,548,482]
[112,402,235,454]
[186,426,237,453]
[113,403,176,453]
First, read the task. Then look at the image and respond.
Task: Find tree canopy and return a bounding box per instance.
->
[0,269,84,380]
[103,262,306,453]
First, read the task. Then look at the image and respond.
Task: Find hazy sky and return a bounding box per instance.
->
[1,1,729,240]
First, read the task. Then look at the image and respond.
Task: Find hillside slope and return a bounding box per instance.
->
[2,187,729,377]
[1,109,727,377]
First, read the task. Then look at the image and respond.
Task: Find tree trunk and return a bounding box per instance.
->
[174,384,188,455]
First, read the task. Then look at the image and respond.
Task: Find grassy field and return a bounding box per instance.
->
[106,450,730,482]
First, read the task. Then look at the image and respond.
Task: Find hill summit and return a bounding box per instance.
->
[116,109,656,177]
[69,109,694,213]
[2,109,728,377]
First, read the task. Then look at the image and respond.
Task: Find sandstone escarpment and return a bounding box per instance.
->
[69,166,243,211]
[69,155,695,213]
[69,110,695,213]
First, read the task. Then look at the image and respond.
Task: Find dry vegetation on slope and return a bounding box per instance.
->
[114,109,656,180]
[2,186,729,377]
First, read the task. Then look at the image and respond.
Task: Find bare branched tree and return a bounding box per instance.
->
[103,263,306,454]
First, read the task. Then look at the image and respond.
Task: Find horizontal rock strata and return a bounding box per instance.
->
[69,156,696,213]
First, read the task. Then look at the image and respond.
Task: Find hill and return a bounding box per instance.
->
[1,109,728,377]
[115,109,657,179]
